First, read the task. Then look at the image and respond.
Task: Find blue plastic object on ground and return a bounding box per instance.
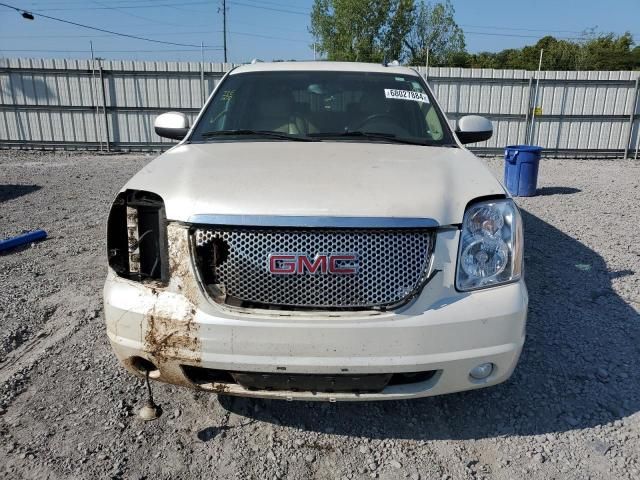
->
[504,145,543,197]
[0,229,47,252]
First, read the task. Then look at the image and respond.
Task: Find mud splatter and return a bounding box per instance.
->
[142,223,203,383]
[144,309,199,363]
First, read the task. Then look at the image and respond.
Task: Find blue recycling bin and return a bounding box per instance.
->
[504,145,542,197]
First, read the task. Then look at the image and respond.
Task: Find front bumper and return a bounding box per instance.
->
[104,225,527,401]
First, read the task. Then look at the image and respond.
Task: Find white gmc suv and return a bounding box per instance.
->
[104,61,527,401]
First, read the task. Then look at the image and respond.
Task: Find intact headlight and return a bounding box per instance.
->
[456,199,523,291]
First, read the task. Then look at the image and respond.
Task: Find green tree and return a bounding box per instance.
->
[632,45,640,67]
[404,0,466,66]
[310,1,638,70]
[310,0,414,63]
[468,33,638,71]
[580,32,636,70]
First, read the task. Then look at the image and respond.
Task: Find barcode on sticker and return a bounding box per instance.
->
[384,89,429,103]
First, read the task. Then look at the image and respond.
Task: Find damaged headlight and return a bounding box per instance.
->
[107,190,168,283]
[456,199,523,291]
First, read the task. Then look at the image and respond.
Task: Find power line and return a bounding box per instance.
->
[236,0,306,8]
[15,1,214,11]
[12,1,638,36]
[228,1,308,16]
[4,1,634,59]
[11,1,636,37]
[86,0,189,27]
[233,0,309,11]
[464,30,582,40]
[460,24,587,35]
[32,0,309,15]
[0,30,221,38]
[0,47,223,52]
[230,18,309,34]
[461,25,638,38]
[0,2,219,48]
[0,29,310,41]
[1,28,623,43]
[17,0,163,4]
[228,30,308,43]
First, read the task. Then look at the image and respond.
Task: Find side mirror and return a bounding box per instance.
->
[455,115,493,144]
[154,112,190,140]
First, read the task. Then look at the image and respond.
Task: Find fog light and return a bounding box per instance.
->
[469,362,494,380]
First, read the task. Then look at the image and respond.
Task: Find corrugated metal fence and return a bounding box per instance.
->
[0,58,231,151]
[418,67,640,157]
[1,58,639,158]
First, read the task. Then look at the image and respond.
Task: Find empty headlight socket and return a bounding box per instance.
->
[107,190,169,283]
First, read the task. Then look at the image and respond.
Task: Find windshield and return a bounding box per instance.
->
[189,70,454,146]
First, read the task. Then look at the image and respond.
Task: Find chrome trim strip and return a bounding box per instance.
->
[187,214,439,228]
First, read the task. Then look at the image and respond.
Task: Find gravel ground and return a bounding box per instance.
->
[0,150,639,480]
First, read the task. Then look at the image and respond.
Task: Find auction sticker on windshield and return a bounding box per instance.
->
[384,89,429,103]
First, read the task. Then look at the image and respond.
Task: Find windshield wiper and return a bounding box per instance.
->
[200,129,316,142]
[309,131,432,146]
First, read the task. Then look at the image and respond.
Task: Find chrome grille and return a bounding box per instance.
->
[193,227,433,309]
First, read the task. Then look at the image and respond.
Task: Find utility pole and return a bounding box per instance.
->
[89,41,103,152]
[222,0,227,63]
[97,57,110,152]
[200,41,205,105]
[425,48,430,81]
[528,48,544,145]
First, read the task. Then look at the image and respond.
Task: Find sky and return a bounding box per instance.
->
[0,0,638,63]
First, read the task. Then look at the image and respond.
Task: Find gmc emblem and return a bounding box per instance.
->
[268,253,358,275]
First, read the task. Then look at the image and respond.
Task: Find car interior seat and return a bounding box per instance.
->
[250,91,307,135]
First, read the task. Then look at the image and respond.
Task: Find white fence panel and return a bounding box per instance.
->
[0,58,638,157]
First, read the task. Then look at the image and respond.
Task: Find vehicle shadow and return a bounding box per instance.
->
[536,186,581,196]
[218,209,639,440]
[0,184,41,203]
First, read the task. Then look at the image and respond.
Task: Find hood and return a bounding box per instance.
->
[124,142,505,226]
